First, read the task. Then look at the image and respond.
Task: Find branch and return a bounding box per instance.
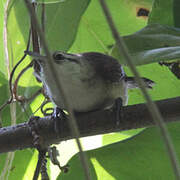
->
[0,97,180,154]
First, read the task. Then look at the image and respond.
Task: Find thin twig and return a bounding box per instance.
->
[12,61,33,119]
[99,0,180,179]
[24,1,91,179]
[8,30,31,102]
[12,61,33,102]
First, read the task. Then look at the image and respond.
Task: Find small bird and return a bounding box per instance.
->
[25,51,155,114]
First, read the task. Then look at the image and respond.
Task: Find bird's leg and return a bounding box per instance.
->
[52,107,66,136]
[113,97,123,126]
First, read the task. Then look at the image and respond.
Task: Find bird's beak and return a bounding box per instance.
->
[24,51,46,61]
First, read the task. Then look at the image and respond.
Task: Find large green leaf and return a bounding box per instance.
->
[58,122,180,180]
[148,0,174,26]
[112,24,180,65]
[148,0,180,28]
[35,0,65,4]
[0,150,35,180]
[70,0,152,53]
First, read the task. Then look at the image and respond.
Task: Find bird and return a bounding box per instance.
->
[25,51,155,115]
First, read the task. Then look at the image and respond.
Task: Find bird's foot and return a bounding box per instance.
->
[52,107,66,137]
[113,98,123,126]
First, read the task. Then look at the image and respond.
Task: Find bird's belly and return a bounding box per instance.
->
[45,78,114,112]
[64,89,110,112]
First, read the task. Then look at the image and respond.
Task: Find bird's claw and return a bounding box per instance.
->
[52,107,66,136]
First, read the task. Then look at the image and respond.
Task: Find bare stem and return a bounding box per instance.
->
[13,61,33,102]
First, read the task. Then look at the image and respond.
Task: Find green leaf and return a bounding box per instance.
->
[148,0,180,28]
[0,0,6,75]
[41,0,90,51]
[35,0,66,4]
[70,0,153,53]
[0,71,8,85]
[111,24,180,65]
[0,150,35,180]
[58,123,180,179]
[148,0,174,26]
[173,0,180,28]
[103,129,144,146]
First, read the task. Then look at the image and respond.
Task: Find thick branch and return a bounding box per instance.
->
[0,97,180,153]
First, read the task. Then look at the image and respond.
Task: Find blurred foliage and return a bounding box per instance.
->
[0,0,180,179]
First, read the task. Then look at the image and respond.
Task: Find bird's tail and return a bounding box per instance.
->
[124,77,155,89]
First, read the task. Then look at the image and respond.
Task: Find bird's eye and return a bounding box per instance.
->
[53,52,65,61]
